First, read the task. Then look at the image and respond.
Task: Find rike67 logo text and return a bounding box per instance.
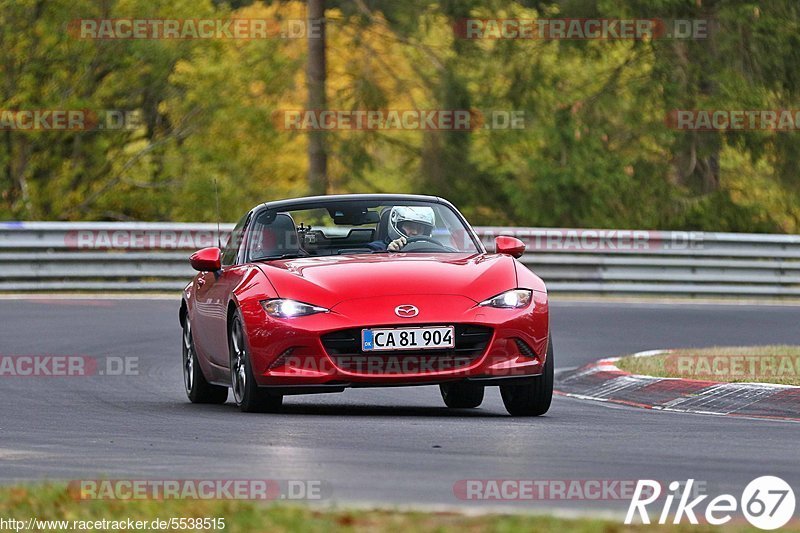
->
[626,477,796,530]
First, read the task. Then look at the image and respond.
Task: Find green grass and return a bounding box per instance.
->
[616,345,800,386]
[0,484,796,532]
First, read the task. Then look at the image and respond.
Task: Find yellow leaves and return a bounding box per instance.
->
[155,1,314,210]
[248,80,267,98]
[719,145,796,231]
[172,59,195,76]
[326,10,423,110]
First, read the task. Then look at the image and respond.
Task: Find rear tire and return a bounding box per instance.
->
[440,382,485,408]
[229,312,283,413]
[182,319,228,404]
[500,339,554,417]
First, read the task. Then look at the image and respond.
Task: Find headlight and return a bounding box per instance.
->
[479,289,532,308]
[261,299,329,318]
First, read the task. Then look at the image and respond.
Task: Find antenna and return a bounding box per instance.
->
[213,179,222,248]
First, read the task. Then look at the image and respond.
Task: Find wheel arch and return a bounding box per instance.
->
[226,298,240,334]
[179,299,188,328]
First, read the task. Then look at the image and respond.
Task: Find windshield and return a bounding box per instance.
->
[244,200,480,261]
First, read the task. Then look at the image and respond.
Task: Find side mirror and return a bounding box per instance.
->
[190,247,222,272]
[495,236,525,258]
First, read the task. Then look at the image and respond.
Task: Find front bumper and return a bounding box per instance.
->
[240,292,549,388]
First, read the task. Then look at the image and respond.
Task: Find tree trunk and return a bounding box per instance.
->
[306,0,328,195]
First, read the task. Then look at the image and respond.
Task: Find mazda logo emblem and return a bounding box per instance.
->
[394,305,419,318]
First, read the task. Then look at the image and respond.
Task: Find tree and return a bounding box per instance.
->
[307,0,328,195]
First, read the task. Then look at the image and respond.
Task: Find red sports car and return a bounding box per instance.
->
[180,194,552,416]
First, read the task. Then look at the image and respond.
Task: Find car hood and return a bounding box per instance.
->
[255,253,517,309]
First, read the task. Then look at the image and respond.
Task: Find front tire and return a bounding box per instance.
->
[439,382,485,408]
[229,312,283,413]
[182,319,228,404]
[500,339,554,416]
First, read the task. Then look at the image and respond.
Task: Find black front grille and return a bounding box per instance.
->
[321,325,492,374]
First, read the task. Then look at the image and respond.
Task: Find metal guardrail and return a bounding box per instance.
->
[2,222,800,296]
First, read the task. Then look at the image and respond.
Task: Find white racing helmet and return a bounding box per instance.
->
[388,206,435,240]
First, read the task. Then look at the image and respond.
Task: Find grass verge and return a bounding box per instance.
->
[1,484,792,532]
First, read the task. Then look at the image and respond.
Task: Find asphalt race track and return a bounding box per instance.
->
[1,297,799,513]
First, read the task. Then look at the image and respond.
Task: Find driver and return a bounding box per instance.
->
[368,206,436,251]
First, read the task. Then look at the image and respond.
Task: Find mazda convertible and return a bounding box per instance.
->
[179,194,552,416]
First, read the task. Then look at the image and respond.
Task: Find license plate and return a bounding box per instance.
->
[362,326,455,352]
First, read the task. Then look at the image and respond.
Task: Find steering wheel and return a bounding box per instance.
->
[401,236,454,252]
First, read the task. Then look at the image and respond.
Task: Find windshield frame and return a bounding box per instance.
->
[244,195,485,260]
